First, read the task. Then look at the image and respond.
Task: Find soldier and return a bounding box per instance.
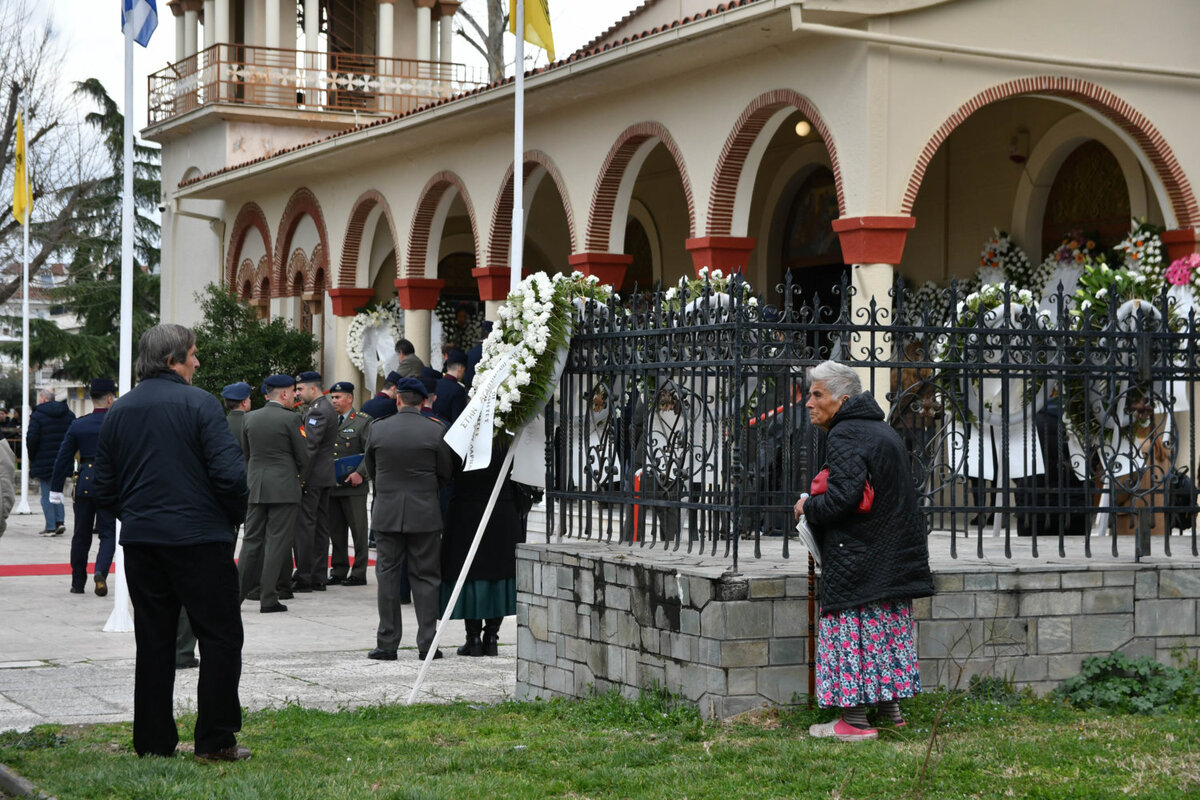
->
[361,370,402,421]
[433,349,469,424]
[222,382,253,455]
[293,370,337,591]
[326,381,372,586]
[238,374,308,613]
[49,378,118,596]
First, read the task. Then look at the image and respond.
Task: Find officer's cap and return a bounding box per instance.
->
[418,369,439,396]
[395,377,428,399]
[220,381,252,401]
[295,370,322,385]
[444,349,468,369]
[264,374,296,389]
[384,370,403,387]
[89,377,117,397]
[329,381,355,394]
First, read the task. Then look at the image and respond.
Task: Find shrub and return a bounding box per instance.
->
[1054,652,1200,714]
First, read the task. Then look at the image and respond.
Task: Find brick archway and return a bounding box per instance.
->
[225,202,271,288]
[338,189,399,289]
[406,170,479,280]
[235,258,255,300]
[707,89,844,237]
[487,150,577,270]
[273,187,330,298]
[901,76,1199,227]
[306,243,327,295]
[585,122,695,252]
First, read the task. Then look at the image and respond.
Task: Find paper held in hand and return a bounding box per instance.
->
[795,515,821,567]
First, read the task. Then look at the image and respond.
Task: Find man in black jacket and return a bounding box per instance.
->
[92,324,251,763]
[28,387,75,535]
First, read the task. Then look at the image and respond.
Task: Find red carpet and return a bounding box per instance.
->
[0,557,376,578]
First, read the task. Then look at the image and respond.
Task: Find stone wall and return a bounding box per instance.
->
[516,541,1200,719]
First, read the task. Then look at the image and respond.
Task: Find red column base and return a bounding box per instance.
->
[1162,229,1200,263]
[684,236,755,277]
[472,266,512,301]
[327,287,375,317]
[831,216,916,265]
[394,278,445,310]
[567,253,633,289]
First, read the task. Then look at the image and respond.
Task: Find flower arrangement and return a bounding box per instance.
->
[1165,253,1200,292]
[1114,218,1164,283]
[662,267,757,313]
[473,271,613,437]
[1034,233,1101,301]
[898,280,951,327]
[1068,259,1169,332]
[434,297,486,351]
[346,298,404,377]
[977,229,1037,293]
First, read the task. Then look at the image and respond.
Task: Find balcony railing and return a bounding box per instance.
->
[148,43,488,125]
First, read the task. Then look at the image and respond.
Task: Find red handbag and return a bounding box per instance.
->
[810,468,874,514]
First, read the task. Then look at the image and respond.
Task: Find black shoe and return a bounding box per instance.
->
[69,586,85,594]
[176,657,199,669]
[341,576,366,586]
[54,523,66,536]
[311,582,326,592]
[260,602,288,613]
[245,590,261,601]
[292,582,313,594]
[367,648,397,661]
[195,745,251,763]
[94,574,108,597]
[482,633,499,657]
[417,649,443,661]
[277,590,294,600]
[457,634,483,657]
[329,573,344,584]
[400,595,412,605]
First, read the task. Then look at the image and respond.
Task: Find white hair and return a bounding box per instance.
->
[807,360,861,399]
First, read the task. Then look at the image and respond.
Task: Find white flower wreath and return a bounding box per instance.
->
[346,298,405,378]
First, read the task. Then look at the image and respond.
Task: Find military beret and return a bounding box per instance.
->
[89,377,117,396]
[418,371,439,395]
[384,370,403,387]
[296,370,322,385]
[220,381,252,401]
[419,366,442,382]
[395,377,428,398]
[329,381,355,394]
[260,383,269,396]
[264,374,296,388]
[444,348,468,369]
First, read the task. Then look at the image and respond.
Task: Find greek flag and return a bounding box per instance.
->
[122,0,158,48]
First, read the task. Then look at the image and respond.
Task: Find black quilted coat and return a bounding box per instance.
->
[803,392,935,613]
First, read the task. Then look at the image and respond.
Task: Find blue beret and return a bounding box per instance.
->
[89,377,117,396]
[220,381,252,401]
[329,381,355,394]
[296,370,322,385]
[384,370,403,386]
[264,374,296,388]
[395,377,428,398]
[418,372,439,395]
[419,366,442,382]
[444,348,468,368]
[259,383,269,396]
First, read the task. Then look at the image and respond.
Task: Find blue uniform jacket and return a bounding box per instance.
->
[360,392,397,421]
[49,408,108,499]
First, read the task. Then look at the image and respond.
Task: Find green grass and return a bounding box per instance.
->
[2,689,1198,799]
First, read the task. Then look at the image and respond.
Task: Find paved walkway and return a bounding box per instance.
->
[0,507,517,734]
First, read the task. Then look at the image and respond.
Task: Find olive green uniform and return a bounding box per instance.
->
[329,409,372,583]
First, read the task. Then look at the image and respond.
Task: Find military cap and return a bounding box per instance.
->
[264,373,296,388]
[444,348,468,369]
[418,368,439,396]
[395,377,428,399]
[384,370,403,387]
[296,370,322,385]
[329,381,355,394]
[220,381,252,401]
[89,377,117,396]
[481,320,494,336]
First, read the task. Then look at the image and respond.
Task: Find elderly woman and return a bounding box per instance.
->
[794,361,935,742]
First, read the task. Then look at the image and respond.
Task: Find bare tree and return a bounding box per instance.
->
[456,0,507,83]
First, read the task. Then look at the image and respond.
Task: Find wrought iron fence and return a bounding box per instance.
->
[544,276,1200,569]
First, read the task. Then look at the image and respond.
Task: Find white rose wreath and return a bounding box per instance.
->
[346,298,405,380]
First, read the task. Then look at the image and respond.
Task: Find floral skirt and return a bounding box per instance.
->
[815,599,921,709]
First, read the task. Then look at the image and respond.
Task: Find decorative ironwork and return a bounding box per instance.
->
[547,275,1200,570]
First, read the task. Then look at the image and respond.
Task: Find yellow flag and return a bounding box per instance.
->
[12,111,29,225]
[509,0,555,62]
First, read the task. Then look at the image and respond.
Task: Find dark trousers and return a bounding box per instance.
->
[70,496,116,589]
[328,492,369,581]
[123,542,243,757]
[375,530,440,652]
[296,487,330,587]
[240,501,298,607]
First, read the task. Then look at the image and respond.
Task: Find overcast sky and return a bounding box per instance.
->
[35,1,643,136]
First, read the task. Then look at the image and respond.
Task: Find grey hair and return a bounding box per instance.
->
[37,388,54,403]
[807,360,861,400]
[136,323,195,381]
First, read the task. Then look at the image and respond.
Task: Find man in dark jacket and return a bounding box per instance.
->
[294,371,338,591]
[360,370,402,421]
[92,323,250,763]
[50,378,117,596]
[28,387,75,535]
[432,349,468,424]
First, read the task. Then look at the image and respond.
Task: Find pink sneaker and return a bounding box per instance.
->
[808,718,879,742]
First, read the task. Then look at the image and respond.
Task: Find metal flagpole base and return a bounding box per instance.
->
[103,522,134,632]
[13,499,31,514]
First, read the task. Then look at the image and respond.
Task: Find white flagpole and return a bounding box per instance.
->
[15,93,31,516]
[510,0,524,294]
[105,12,137,633]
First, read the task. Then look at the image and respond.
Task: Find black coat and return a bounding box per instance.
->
[432,376,467,424]
[27,400,75,479]
[360,392,397,421]
[803,392,935,613]
[442,446,524,582]
[92,372,248,545]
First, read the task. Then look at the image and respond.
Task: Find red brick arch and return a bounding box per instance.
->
[405,171,479,280]
[273,187,330,298]
[252,255,271,301]
[487,151,577,270]
[585,122,695,252]
[338,190,399,289]
[708,90,844,236]
[306,243,326,295]
[288,248,308,294]
[225,202,271,288]
[902,76,1199,227]
[235,258,255,300]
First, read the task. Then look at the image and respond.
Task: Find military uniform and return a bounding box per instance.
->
[226,408,248,456]
[296,391,338,589]
[50,405,116,594]
[328,409,372,584]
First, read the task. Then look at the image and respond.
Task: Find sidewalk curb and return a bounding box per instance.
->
[0,761,54,799]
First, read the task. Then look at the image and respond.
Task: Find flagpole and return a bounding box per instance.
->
[105,11,137,634]
[15,93,31,516]
[510,0,524,295]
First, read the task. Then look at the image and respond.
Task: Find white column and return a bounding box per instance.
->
[175,12,186,62]
[415,5,431,61]
[850,262,895,414]
[484,300,503,323]
[377,1,395,58]
[184,6,199,56]
[439,15,453,64]
[214,0,229,43]
[304,0,319,50]
[429,17,440,62]
[407,309,433,367]
[203,0,216,49]
[265,0,280,48]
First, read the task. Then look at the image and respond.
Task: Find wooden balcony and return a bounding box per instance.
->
[148,44,488,126]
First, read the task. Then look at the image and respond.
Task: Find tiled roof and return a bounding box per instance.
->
[179,0,764,189]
